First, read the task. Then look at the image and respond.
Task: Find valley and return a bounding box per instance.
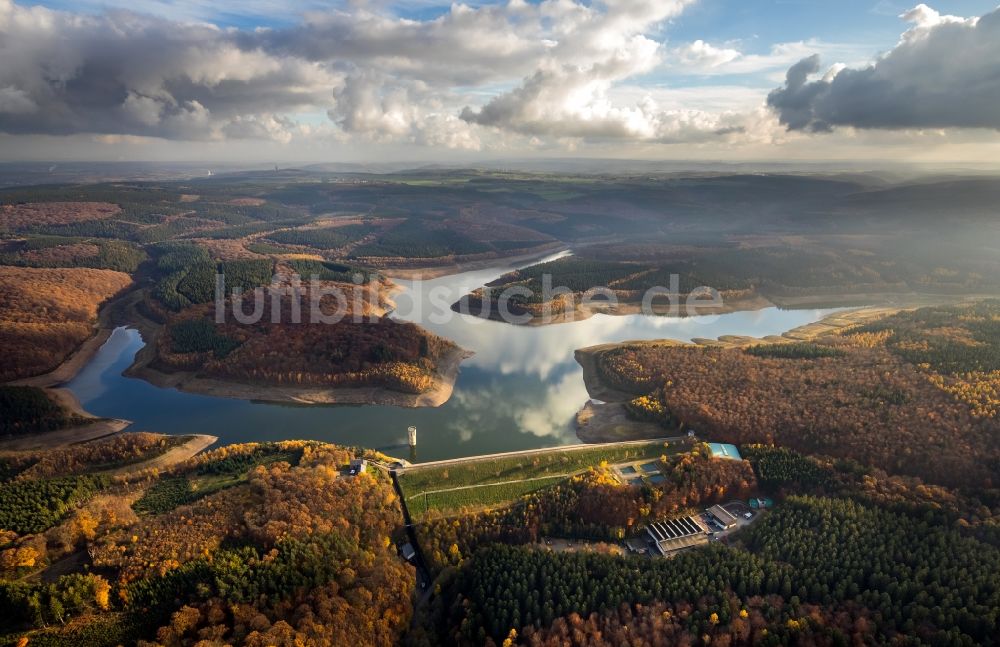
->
[2,170,1000,646]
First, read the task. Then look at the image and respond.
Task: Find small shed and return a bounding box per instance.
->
[401,543,417,562]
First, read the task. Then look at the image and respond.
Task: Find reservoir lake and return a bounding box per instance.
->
[67,252,841,462]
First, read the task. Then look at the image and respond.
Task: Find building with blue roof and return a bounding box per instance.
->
[707,443,742,460]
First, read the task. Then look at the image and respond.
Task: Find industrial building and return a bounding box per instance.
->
[706,504,738,529]
[645,516,709,556]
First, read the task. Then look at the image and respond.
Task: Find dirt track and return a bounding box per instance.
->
[108,434,218,476]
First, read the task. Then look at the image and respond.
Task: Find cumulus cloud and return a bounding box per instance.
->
[768,4,1000,132]
[460,0,762,142]
[673,40,742,69]
[0,0,777,149]
[461,59,758,142]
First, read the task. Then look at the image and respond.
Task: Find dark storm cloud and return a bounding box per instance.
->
[768,5,1000,132]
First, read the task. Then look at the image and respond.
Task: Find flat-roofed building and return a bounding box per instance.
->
[707,443,742,460]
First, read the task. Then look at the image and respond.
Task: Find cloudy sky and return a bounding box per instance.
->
[1,0,999,164]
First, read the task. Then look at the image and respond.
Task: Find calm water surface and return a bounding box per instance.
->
[67,253,842,462]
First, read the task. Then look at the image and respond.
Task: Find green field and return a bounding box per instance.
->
[408,475,569,519]
[398,440,681,518]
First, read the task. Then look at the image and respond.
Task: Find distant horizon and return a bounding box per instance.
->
[2,157,1000,173]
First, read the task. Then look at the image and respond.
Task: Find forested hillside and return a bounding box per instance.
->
[420,496,999,646]
[0,266,131,381]
[0,441,414,646]
[151,281,459,395]
[3,173,1000,646]
[590,302,1000,490]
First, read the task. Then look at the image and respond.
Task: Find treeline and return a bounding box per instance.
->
[62,443,414,646]
[28,212,218,244]
[1,573,112,630]
[468,242,1000,309]
[742,496,1000,643]
[742,444,999,526]
[168,317,241,359]
[266,223,372,249]
[507,596,872,647]
[193,217,312,240]
[615,263,755,294]
[0,441,415,644]
[850,302,1000,418]
[431,543,773,644]
[741,445,834,488]
[744,342,845,359]
[0,237,145,273]
[854,300,1000,374]
[351,218,490,259]
[151,242,273,311]
[150,242,211,310]
[285,258,372,282]
[8,433,178,481]
[0,266,132,381]
[0,475,107,534]
[132,444,302,515]
[156,299,456,394]
[0,386,81,436]
[486,257,641,304]
[30,219,143,240]
[187,202,300,225]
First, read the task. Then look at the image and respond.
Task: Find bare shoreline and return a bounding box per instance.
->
[4,287,139,443]
[451,289,999,327]
[115,276,474,408]
[380,243,568,280]
[125,344,473,408]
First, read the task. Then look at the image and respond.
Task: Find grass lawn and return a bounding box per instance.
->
[398,440,683,518]
[407,475,569,519]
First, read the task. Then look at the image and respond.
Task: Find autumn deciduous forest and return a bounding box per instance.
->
[592,303,1000,490]
[154,285,459,394]
[1,441,415,646]
[4,174,1000,647]
[0,266,131,381]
